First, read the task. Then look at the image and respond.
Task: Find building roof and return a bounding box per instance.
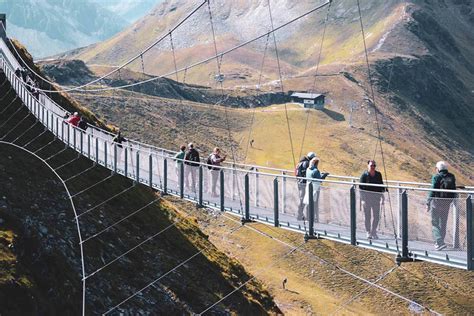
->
[291,92,323,99]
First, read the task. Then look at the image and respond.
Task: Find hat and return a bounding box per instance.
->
[74,112,79,116]
[307,152,316,159]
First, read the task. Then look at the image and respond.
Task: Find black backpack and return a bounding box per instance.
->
[439,173,456,198]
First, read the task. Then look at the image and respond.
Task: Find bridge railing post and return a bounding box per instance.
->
[274,177,279,227]
[198,166,203,207]
[179,161,184,199]
[87,134,91,159]
[220,169,225,212]
[254,168,259,207]
[113,143,118,174]
[467,195,473,271]
[148,153,153,188]
[80,130,83,155]
[308,182,314,237]
[244,173,250,221]
[124,147,128,177]
[401,190,409,259]
[350,185,356,245]
[104,140,107,167]
[95,137,99,165]
[281,171,286,214]
[163,158,168,195]
[452,196,460,249]
[135,150,140,183]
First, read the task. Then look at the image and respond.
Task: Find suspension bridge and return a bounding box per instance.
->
[0,0,473,314]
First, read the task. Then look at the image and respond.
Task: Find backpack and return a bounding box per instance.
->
[438,173,456,198]
[206,154,213,170]
[294,159,308,178]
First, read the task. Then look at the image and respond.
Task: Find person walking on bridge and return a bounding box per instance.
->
[174,145,186,179]
[359,160,386,240]
[209,147,226,197]
[426,161,456,251]
[303,157,329,222]
[184,142,200,192]
[295,152,316,220]
[66,112,81,127]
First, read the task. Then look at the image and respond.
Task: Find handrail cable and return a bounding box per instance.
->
[356,0,399,252]
[299,0,332,159]
[266,0,296,166]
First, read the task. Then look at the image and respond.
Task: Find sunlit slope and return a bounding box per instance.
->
[61,0,405,86]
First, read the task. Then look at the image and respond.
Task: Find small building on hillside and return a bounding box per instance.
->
[291,92,325,109]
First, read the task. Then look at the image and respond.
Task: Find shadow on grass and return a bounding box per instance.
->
[321,108,345,122]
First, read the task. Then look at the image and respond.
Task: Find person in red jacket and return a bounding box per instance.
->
[66,112,80,127]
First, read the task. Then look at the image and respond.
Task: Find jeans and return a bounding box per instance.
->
[185,165,197,192]
[361,191,382,235]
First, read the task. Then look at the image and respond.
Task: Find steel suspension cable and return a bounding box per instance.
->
[222,213,435,313]
[169,32,180,82]
[267,0,296,166]
[0,95,18,114]
[77,184,136,218]
[13,1,331,94]
[356,0,399,250]
[70,174,114,198]
[0,2,208,93]
[242,34,270,164]
[81,197,161,243]
[299,0,332,158]
[198,241,306,315]
[11,120,40,143]
[0,112,31,140]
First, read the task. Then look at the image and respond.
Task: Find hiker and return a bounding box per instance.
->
[15,67,22,80]
[66,112,81,127]
[426,161,456,251]
[174,145,186,179]
[303,157,329,222]
[78,117,88,131]
[359,160,386,240]
[295,152,316,220]
[250,139,254,148]
[208,147,226,197]
[112,131,127,148]
[184,142,200,192]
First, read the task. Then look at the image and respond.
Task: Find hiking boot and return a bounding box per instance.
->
[296,214,304,221]
[366,232,372,239]
[435,243,447,251]
[371,232,379,240]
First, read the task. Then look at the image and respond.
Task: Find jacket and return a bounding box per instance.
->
[359,170,385,192]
